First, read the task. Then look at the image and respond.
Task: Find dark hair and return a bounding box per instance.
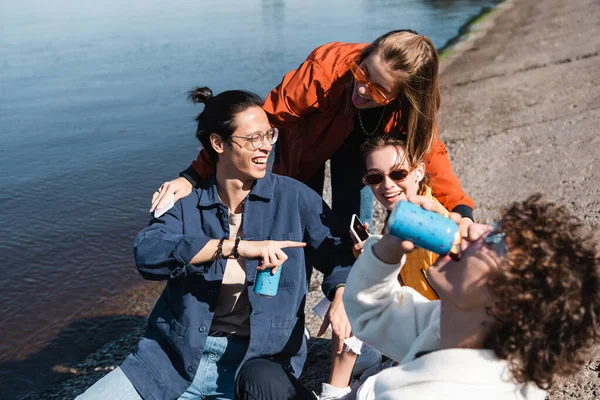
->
[187,87,264,165]
[484,194,600,389]
[360,135,430,195]
[354,29,440,168]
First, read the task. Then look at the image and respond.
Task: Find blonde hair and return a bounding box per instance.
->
[359,30,441,166]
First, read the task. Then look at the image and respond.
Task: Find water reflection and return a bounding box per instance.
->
[360,0,498,48]
[422,0,458,9]
[0,315,147,400]
[1,0,501,396]
[262,0,285,8]
[261,0,286,69]
[422,0,496,9]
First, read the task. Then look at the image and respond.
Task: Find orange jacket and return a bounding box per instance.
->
[191,42,474,212]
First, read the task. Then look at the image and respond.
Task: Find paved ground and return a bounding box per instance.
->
[437,0,600,398]
[439,0,599,230]
[26,0,599,398]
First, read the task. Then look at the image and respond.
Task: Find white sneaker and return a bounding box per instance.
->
[318,383,352,400]
[352,344,381,377]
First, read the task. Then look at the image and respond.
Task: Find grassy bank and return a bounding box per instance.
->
[439,0,504,60]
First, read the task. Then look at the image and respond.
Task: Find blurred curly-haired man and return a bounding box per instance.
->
[343,194,600,400]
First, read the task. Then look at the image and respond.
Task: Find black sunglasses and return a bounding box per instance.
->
[484,222,508,257]
[362,169,410,186]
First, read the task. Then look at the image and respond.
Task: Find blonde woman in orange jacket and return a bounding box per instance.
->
[151,30,474,233]
[319,135,445,400]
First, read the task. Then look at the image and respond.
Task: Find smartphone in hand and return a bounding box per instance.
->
[350,214,370,243]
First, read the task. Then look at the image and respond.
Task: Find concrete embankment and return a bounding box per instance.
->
[26,0,599,398]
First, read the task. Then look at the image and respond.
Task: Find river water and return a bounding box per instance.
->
[0,0,498,398]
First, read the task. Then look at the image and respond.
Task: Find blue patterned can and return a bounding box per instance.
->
[387,200,460,255]
[253,266,282,297]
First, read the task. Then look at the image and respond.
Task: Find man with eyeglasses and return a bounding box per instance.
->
[76,88,355,400]
[343,194,600,400]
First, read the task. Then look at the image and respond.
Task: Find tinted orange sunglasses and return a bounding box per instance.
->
[349,61,394,105]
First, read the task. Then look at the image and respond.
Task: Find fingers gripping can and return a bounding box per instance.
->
[387,200,460,255]
[253,266,282,297]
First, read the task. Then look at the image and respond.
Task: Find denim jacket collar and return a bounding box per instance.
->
[197,173,274,207]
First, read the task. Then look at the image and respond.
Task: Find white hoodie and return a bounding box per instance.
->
[343,236,546,400]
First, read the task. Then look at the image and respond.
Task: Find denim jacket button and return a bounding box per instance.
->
[187,366,194,372]
[199,325,206,332]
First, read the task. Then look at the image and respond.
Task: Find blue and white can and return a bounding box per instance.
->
[387,200,460,255]
[253,266,282,297]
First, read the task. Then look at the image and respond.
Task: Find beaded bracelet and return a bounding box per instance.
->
[232,236,241,259]
[215,236,228,260]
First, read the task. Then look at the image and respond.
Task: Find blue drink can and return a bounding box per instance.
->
[387,200,460,255]
[253,266,282,297]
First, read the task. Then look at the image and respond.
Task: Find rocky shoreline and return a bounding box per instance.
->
[26,0,599,398]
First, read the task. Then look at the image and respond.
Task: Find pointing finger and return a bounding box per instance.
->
[280,241,307,248]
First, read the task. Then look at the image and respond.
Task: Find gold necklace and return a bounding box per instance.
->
[357,105,388,136]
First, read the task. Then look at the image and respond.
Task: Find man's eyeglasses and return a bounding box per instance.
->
[484,222,508,257]
[231,127,279,149]
[362,168,410,186]
[349,61,394,106]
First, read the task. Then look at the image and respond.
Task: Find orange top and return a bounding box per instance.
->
[398,187,443,300]
[191,42,474,212]
[401,249,439,300]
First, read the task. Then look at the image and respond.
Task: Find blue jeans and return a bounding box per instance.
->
[77,336,248,400]
[178,335,249,400]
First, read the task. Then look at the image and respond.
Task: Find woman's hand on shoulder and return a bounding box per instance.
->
[150,177,193,212]
[237,240,306,273]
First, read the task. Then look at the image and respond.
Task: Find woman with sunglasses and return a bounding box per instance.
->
[359,135,445,297]
[318,135,445,400]
[150,29,474,234]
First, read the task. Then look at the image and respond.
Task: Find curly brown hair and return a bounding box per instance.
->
[483,194,600,389]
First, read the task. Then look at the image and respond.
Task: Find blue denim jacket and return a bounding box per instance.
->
[121,173,354,399]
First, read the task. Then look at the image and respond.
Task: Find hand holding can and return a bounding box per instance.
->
[241,240,305,297]
[254,266,282,297]
[387,200,460,255]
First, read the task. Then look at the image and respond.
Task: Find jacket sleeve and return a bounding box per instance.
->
[189,148,215,184]
[300,186,355,300]
[425,125,475,218]
[263,51,332,129]
[343,236,440,362]
[133,201,212,280]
